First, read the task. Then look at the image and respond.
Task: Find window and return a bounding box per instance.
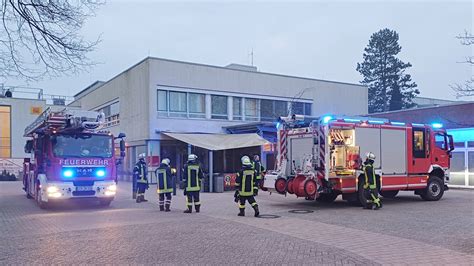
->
[245,98,259,121]
[0,106,11,158]
[435,134,446,150]
[233,97,242,120]
[189,93,205,118]
[169,91,187,117]
[413,129,426,158]
[97,101,120,127]
[290,102,312,115]
[450,152,465,172]
[275,101,288,117]
[157,90,168,112]
[454,142,465,148]
[468,141,474,148]
[469,152,474,173]
[260,100,289,122]
[304,103,312,116]
[52,134,113,158]
[211,95,228,119]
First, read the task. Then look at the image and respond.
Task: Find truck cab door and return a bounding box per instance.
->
[432,132,450,168]
[410,127,431,174]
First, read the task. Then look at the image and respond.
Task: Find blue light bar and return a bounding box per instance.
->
[431,123,443,129]
[322,115,333,124]
[96,169,106,177]
[63,169,74,178]
[344,118,361,123]
[276,122,281,129]
[391,122,406,126]
[368,120,385,124]
[412,123,425,127]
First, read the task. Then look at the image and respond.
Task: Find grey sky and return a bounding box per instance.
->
[6,0,473,100]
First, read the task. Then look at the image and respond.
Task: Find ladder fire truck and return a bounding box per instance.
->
[263,115,454,206]
[23,108,126,208]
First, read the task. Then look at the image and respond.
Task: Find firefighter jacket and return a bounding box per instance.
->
[156,163,173,194]
[252,161,265,180]
[183,162,204,192]
[134,160,148,184]
[236,165,257,197]
[363,161,376,190]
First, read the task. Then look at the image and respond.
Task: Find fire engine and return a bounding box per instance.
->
[263,115,454,206]
[22,108,126,208]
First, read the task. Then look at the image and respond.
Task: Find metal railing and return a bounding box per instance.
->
[0,85,74,105]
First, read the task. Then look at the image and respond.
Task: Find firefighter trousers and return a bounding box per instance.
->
[137,183,148,197]
[158,192,172,208]
[239,195,258,209]
[186,191,200,207]
[364,188,381,208]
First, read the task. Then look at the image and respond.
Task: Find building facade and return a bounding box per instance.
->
[70,57,368,185]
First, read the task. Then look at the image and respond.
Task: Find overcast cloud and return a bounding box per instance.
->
[5,0,473,100]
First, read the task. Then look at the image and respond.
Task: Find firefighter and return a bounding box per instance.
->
[363,152,382,210]
[252,154,265,196]
[156,158,173,212]
[182,154,204,213]
[134,153,149,203]
[235,156,260,217]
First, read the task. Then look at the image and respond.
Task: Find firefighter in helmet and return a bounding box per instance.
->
[252,154,265,196]
[156,158,174,211]
[134,153,149,203]
[235,155,260,217]
[182,154,204,213]
[363,152,382,210]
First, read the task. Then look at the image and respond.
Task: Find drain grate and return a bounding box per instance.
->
[257,214,281,219]
[288,209,314,214]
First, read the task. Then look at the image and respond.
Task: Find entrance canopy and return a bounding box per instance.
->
[162,132,270,151]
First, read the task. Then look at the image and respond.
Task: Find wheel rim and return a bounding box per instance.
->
[429,182,441,197]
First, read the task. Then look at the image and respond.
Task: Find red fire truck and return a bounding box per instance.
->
[23,108,126,208]
[263,115,454,206]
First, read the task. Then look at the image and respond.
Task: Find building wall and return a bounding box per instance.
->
[70,60,150,141]
[0,98,47,158]
[148,58,368,138]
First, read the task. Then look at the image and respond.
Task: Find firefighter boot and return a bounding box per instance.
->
[141,196,148,202]
[136,196,142,203]
[253,205,260,217]
[165,204,171,212]
[238,208,245,216]
[159,205,165,211]
[195,204,200,213]
[183,206,192,213]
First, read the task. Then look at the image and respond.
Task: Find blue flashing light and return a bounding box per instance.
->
[322,115,333,124]
[344,118,361,123]
[432,123,443,129]
[96,169,106,177]
[368,120,385,124]
[63,169,74,178]
[276,122,281,129]
[391,122,406,126]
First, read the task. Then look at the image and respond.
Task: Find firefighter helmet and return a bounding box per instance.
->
[366,152,376,160]
[253,154,260,161]
[161,158,170,166]
[241,156,251,166]
[138,153,146,160]
[188,154,198,161]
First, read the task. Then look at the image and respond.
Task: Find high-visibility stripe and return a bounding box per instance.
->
[194,201,201,205]
[239,204,245,209]
[187,165,201,191]
[251,202,258,207]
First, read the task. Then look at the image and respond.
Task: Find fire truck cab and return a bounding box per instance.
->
[264,115,454,206]
[23,108,126,208]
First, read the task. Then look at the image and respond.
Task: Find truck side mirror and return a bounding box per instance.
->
[24,140,33,153]
[116,133,126,139]
[447,134,454,152]
[119,139,126,157]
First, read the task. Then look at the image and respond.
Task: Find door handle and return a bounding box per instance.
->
[413,160,415,165]
[435,157,438,162]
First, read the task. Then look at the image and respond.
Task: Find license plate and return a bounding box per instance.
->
[76,186,93,191]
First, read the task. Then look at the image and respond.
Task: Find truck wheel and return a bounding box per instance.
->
[99,199,112,207]
[316,192,338,203]
[36,186,48,209]
[357,180,369,208]
[380,190,399,198]
[420,177,444,201]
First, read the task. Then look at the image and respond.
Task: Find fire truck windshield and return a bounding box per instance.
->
[51,134,113,158]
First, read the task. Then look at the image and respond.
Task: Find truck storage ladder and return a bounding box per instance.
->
[24,108,67,137]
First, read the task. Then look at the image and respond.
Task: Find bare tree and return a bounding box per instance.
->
[452,31,474,97]
[1,0,103,81]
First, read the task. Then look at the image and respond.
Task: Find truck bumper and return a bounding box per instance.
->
[40,180,117,202]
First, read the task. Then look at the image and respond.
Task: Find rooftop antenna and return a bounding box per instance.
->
[249,48,254,66]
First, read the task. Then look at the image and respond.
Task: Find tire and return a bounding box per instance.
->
[357,181,368,208]
[99,199,112,207]
[420,177,444,201]
[36,186,48,209]
[316,192,338,203]
[380,190,399,198]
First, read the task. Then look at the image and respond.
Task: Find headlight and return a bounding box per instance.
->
[49,192,62,198]
[96,169,106,177]
[47,186,59,193]
[106,184,117,192]
[63,169,74,178]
